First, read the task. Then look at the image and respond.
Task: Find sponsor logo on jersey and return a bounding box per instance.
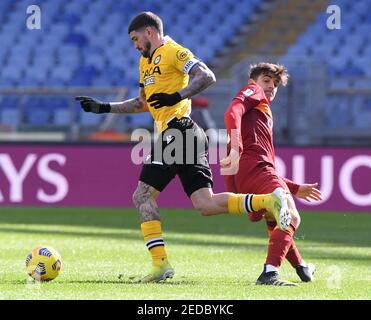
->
[154,55,161,65]
[144,66,161,78]
[176,49,191,61]
[144,76,155,86]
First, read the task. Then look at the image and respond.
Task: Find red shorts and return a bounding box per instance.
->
[224,162,289,222]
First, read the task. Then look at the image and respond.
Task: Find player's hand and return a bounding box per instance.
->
[295,183,323,202]
[147,92,182,109]
[75,96,111,113]
[220,149,240,175]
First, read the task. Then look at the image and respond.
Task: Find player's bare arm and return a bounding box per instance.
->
[295,183,322,202]
[110,87,149,113]
[133,181,161,222]
[147,62,216,109]
[75,87,149,114]
[179,62,216,99]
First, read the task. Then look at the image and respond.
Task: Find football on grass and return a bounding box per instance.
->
[25,246,62,281]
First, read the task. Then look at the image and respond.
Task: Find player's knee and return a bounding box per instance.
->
[194,203,208,216]
[193,201,213,216]
[290,209,301,229]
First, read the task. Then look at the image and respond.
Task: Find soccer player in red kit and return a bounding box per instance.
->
[221,63,322,286]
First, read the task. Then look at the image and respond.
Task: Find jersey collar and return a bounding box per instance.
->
[148,36,172,63]
[148,45,163,64]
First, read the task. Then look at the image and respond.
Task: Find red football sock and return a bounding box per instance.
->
[266,221,302,267]
[286,240,303,267]
[265,224,295,268]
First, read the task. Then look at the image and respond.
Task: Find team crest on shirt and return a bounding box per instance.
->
[154,55,161,65]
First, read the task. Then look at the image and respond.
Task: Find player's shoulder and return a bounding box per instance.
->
[242,82,262,95]
[236,82,263,99]
[164,36,186,50]
[164,36,193,58]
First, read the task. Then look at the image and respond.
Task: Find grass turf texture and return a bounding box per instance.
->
[0,207,370,300]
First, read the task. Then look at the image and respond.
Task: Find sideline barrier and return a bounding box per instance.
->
[0,144,370,212]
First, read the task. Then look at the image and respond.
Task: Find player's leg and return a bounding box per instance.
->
[225,175,266,222]
[176,119,289,223]
[225,166,291,228]
[188,186,290,225]
[257,194,303,286]
[281,198,315,281]
[265,219,314,282]
[133,161,177,283]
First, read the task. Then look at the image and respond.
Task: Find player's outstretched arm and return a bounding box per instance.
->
[295,182,323,202]
[76,87,149,114]
[110,87,149,113]
[75,96,111,113]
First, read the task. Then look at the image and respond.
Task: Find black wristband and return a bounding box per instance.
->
[99,103,111,113]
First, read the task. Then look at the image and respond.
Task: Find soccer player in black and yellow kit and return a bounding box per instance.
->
[76,12,291,283]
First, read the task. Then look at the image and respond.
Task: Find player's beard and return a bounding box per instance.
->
[141,40,152,58]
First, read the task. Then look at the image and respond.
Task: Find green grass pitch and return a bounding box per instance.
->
[0,207,370,300]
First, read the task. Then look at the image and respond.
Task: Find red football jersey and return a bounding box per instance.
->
[224,82,275,167]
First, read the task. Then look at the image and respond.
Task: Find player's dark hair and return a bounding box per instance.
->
[249,62,289,86]
[128,12,163,35]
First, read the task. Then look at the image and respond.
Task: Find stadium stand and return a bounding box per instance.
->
[0,0,370,144]
[281,0,371,141]
[0,0,263,136]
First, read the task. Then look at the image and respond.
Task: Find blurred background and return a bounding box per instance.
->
[0,0,370,145]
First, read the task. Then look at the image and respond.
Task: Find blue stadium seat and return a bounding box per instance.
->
[0,108,20,126]
[53,108,71,126]
[80,111,102,126]
[24,106,51,125]
[0,0,264,144]
[3,0,263,91]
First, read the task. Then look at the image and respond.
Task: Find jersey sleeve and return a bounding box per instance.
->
[224,84,268,153]
[224,98,246,154]
[171,45,200,74]
[234,83,267,110]
[282,177,300,195]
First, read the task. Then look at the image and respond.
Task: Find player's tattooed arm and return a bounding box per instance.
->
[179,62,216,99]
[133,182,161,222]
[110,87,149,113]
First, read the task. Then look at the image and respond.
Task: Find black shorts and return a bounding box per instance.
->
[139,117,213,197]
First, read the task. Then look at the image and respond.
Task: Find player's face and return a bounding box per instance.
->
[255,74,280,101]
[129,30,152,58]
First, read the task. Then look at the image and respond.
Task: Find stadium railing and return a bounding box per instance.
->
[0,87,127,142]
